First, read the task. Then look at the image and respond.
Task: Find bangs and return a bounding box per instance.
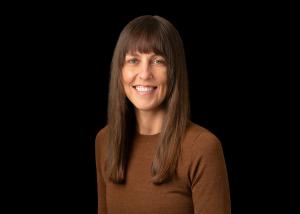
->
[124,24,166,56]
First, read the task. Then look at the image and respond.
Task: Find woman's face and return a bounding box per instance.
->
[122,51,168,112]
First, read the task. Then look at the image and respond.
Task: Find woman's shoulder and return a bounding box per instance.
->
[95,125,109,148]
[185,121,221,151]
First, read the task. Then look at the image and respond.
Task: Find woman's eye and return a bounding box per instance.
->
[128,58,138,64]
[153,59,165,64]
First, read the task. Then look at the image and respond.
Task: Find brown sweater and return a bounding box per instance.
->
[95,122,231,214]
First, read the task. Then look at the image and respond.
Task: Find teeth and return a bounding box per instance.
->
[135,86,155,92]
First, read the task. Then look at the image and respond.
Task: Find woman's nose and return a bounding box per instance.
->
[138,62,153,80]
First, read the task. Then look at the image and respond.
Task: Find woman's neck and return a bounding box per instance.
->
[135,109,165,135]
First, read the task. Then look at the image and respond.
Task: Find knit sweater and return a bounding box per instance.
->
[95,122,231,214]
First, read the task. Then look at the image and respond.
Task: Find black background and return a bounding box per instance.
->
[7,3,294,214]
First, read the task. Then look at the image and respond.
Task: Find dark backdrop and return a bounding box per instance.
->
[11,6,290,214]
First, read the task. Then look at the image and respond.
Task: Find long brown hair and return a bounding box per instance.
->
[106,15,190,185]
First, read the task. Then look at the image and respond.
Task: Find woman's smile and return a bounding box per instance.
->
[133,85,158,96]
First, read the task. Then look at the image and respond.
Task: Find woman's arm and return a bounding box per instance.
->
[189,132,231,214]
[95,129,108,214]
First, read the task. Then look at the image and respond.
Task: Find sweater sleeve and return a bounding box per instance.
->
[95,129,108,214]
[189,132,231,214]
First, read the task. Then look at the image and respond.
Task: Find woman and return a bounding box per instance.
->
[95,15,231,214]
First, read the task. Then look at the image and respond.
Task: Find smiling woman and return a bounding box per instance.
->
[95,15,231,214]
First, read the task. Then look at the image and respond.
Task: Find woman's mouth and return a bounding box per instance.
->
[133,85,157,95]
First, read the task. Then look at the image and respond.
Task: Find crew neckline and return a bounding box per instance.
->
[135,132,161,137]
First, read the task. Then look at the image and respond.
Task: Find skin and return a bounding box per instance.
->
[122,51,168,135]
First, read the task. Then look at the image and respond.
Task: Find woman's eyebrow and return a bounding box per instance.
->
[126,53,139,58]
[126,52,160,57]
